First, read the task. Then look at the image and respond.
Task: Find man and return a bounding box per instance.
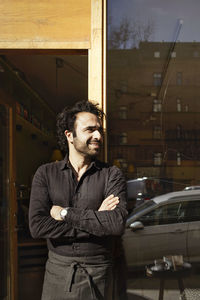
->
[29,100,127,300]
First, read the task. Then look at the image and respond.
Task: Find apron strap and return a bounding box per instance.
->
[65,261,97,300]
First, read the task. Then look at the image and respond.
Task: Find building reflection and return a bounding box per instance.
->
[108,41,200,192]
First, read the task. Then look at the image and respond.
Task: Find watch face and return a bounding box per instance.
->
[60,208,67,218]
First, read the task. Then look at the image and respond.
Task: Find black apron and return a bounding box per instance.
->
[41,251,113,300]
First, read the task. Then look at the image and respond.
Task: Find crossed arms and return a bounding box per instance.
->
[51,194,120,220]
[29,165,128,240]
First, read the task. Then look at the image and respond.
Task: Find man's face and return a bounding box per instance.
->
[69,112,103,157]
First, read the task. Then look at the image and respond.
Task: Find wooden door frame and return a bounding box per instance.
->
[0,1,107,299]
[0,90,17,300]
[0,0,107,160]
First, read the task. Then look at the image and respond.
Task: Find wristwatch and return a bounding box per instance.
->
[60,207,69,220]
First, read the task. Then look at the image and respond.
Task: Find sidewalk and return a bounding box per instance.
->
[126,268,200,300]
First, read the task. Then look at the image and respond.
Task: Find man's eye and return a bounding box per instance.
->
[86,128,104,134]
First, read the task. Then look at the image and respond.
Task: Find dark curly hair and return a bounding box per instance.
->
[57,100,104,153]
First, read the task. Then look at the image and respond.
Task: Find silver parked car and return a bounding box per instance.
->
[123,190,200,269]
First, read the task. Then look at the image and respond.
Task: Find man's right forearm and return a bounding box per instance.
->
[29,183,89,239]
[29,209,74,239]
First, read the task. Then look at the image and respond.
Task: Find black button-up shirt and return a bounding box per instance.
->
[29,157,127,257]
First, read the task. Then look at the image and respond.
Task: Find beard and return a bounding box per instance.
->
[72,137,101,158]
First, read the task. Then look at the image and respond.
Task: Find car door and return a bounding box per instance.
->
[123,200,188,268]
[186,199,200,263]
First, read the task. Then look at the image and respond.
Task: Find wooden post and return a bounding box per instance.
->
[88,0,107,161]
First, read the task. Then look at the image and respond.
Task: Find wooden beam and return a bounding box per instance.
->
[88,0,107,161]
[103,0,107,162]
[88,0,103,106]
[0,0,91,49]
[0,49,88,55]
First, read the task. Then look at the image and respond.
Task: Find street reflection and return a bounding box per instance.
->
[108,0,200,298]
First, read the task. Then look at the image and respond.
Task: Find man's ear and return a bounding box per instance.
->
[64,130,73,144]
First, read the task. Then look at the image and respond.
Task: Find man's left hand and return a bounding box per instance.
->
[50,205,63,221]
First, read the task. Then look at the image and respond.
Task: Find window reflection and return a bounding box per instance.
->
[153,73,162,86]
[108,1,200,188]
[177,72,182,85]
[108,0,200,297]
[119,106,127,119]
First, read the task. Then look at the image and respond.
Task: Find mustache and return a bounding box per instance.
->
[88,140,101,144]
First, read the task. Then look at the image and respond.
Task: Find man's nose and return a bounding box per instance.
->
[93,130,102,140]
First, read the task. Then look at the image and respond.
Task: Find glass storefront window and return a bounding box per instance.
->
[107,0,200,298]
[108,0,200,186]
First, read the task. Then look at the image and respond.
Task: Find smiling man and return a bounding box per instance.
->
[29,100,127,300]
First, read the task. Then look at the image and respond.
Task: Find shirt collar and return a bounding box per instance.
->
[59,155,101,170]
[59,154,69,170]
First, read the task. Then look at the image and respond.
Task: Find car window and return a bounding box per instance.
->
[186,200,200,221]
[139,201,189,226]
[130,200,155,215]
